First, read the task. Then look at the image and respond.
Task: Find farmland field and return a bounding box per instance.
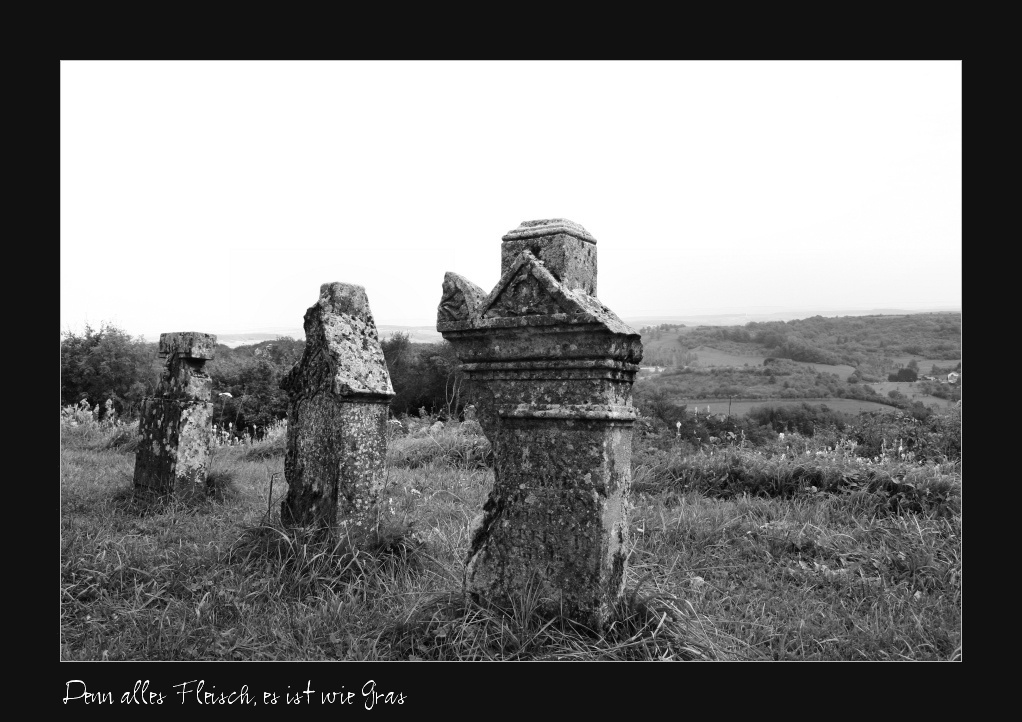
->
[890,356,962,372]
[688,345,765,367]
[802,361,857,378]
[868,381,957,408]
[681,397,902,417]
[676,346,857,380]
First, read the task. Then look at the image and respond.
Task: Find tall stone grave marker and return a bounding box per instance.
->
[436,219,643,623]
[133,332,217,497]
[280,282,395,532]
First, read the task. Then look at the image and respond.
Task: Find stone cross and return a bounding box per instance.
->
[133,332,217,498]
[436,219,643,623]
[279,282,395,533]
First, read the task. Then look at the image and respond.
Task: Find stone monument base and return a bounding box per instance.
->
[133,397,214,498]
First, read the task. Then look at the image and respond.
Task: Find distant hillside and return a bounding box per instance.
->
[623,306,960,330]
[377,326,442,344]
[214,325,441,348]
[632,311,961,419]
[213,308,960,349]
[216,332,292,349]
[638,312,961,373]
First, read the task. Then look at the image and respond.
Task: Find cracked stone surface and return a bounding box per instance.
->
[437,219,642,624]
[133,332,217,498]
[279,282,395,532]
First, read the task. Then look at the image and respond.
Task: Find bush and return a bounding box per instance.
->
[888,368,918,382]
[747,403,849,437]
[849,406,961,463]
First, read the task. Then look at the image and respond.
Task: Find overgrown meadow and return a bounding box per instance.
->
[60,400,961,661]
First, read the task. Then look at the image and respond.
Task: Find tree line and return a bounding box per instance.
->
[60,325,472,431]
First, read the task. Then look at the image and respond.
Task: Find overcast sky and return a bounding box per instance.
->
[61,61,961,340]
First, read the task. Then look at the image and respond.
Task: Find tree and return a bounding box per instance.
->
[60,323,161,418]
[205,338,302,434]
[638,387,687,425]
[380,335,470,418]
[427,343,466,419]
[888,368,918,382]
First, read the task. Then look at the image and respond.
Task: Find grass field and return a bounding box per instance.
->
[61,414,961,661]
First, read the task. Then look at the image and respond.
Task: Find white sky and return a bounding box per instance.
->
[61,61,961,340]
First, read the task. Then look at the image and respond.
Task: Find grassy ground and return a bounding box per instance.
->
[60,418,961,661]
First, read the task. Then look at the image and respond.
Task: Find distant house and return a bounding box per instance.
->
[921,375,936,382]
[947,372,960,384]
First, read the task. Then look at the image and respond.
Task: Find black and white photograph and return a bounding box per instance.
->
[61,60,961,667]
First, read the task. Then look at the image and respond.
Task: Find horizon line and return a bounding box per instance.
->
[102,304,960,341]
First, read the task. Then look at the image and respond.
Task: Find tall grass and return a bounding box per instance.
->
[387,422,492,469]
[633,445,960,519]
[61,408,961,660]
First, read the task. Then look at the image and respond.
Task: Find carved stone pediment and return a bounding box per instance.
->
[437,272,487,325]
[480,251,584,319]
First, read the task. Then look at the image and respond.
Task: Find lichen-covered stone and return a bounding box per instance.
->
[279,282,395,532]
[437,272,487,325]
[158,331,217,360]
[133,332,217,498]
[500,218,597,295]
[437,219,642,625]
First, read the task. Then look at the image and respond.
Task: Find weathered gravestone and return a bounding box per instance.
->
[436,219,643,623]
[133,332,217,498]
[279,282,395,532]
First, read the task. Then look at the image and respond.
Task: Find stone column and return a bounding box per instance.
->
[133,332,217,498]
[437,219,643,624]
[279,282,395,533]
